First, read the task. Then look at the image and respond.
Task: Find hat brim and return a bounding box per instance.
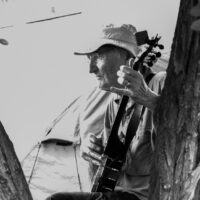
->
[74,38,139,57]
[74,38,114,55]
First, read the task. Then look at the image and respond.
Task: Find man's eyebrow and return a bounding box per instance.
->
[87,52,98,59]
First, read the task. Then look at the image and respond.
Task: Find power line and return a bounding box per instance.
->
[0,11,82,29]
[27,11,82,24]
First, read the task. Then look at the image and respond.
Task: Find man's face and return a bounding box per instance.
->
[87,46,126,91]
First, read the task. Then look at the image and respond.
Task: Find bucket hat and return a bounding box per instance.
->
[74,24,140,57]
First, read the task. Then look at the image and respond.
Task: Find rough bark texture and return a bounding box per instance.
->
[149,0,200,200]
[0,122,33,200]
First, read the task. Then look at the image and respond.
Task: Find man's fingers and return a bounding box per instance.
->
[89,142,101,152]
[118,77,129,87]
[120,65,135,74]
[84,156,101,166]
[117,70,134,84]
[120,65,143,78]
[110,87,133,97]
[88,136,103,153]
[80,132,104,165]
[81,149,102,165]
[118,66,143,88]
[89,151,102,161]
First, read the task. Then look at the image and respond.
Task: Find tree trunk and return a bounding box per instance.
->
[0,122,33,200]
[150,0,200,200]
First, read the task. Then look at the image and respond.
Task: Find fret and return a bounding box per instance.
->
[98,176,117,191]
[107,177,117,182]
[104,166,119,172]
[101,186,113,192]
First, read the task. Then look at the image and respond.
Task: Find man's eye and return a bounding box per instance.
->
[88,53,101,60]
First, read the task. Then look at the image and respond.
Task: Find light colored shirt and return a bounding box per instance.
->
[103,71,166,200]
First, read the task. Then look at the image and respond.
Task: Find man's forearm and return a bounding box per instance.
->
[136,88,160,111]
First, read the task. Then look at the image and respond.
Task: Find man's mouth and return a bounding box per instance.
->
[96,76,102,80]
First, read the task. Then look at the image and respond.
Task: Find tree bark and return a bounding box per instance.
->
[150,0,200,200]
[0,122,33,200]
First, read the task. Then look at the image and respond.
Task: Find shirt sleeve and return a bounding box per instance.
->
[148,71,167,150]
[148,71,166,94]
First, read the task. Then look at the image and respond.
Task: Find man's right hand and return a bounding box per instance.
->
[80,133,104,166]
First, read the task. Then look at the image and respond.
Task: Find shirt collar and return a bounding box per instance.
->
[113,93,121,104]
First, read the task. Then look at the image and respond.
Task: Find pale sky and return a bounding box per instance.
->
[0,0,180,160]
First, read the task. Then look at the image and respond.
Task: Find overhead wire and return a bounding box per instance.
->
[0,11,82,29]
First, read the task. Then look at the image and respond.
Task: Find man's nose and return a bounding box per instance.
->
[89,60,98,74]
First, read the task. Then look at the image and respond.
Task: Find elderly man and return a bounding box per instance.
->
[46,24,166,200]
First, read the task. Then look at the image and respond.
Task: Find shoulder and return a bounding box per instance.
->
[151,71,166,83]
[149,71,167,94]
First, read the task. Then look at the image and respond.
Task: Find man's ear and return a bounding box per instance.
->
[126,57,135,68]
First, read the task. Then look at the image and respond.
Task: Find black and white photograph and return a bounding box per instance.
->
[1,0,200,200]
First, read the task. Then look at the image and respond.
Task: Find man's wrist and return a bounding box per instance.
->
[144,89,160,111]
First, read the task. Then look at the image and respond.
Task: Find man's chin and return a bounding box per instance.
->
[98,83,111,92]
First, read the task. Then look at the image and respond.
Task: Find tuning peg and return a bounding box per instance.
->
[157,44,164,49]
[147,61,153,67]
[151,50,161,58]
[155,52,161,57]
[149,54,156,60]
